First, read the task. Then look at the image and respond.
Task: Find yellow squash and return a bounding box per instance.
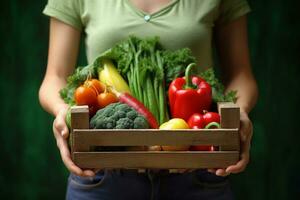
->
[98,59,131,94]
[159,118,190,151]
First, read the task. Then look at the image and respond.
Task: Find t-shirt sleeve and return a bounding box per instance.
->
[43,0,83,30]
[217,0,251,24]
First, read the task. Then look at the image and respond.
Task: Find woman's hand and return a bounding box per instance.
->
[208,110,253,176]
[53,104,97,177]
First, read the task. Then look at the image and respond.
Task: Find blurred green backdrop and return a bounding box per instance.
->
[1,0,299,199]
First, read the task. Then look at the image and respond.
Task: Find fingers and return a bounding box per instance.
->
[239,113,253,143]
[211,122,251,176]
[216,169,231,177]
[226,148,249,174]
[207,168,231,177]
[56,136,95,177]
[225,136,250,174]
[207,168,216,174]
[221,113,252,175]
[226,160,247,174]
[53,106,96,177]
[53,112,69,139]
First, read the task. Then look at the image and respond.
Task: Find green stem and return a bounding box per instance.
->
[146,77,159,121]
[135,44,142,101]
[185,63,197,89]
[156,51,167,124]
[129,63,138,97]
[205,122,221,129]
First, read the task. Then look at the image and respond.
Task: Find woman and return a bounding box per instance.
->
[39,0,258,199]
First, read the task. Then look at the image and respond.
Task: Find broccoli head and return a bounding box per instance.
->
[133,117,149,129]
[90,102,149,129]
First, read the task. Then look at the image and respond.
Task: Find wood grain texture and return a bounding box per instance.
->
[218,102,240,129]
[70,106,89,130]
[71,106,90,154]
[218,102,240,151]
[72,129,239,147]
[73,151,239,169]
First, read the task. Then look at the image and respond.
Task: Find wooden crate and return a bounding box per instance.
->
[70,102,240,169]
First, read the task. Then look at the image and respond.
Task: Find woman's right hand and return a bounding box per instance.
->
[53,105,96,177]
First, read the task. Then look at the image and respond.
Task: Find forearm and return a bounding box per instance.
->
[39,74,69,116]
[215,16,258,113]
[39,18,81,116]
[225,71,258,114]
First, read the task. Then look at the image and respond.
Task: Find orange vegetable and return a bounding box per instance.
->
[97,92,118,108]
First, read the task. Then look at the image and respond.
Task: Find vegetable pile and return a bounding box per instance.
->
[62,35,237,151]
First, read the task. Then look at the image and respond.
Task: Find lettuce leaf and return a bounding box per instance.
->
[199,68,237,103]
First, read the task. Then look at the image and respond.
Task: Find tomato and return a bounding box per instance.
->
[97,92,118,108]
[188,113,206,129]
[74,86,98,106]
[203,111,220,125]
[188,112,221,151]
[85,79,105,95]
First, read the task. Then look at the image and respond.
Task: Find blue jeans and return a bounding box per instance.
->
[66,169,234,200]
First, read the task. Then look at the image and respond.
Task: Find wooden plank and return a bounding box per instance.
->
[71,106,89,129]
[72,129,239,148]
[71,105,90,129]
[218,102,240,151]
[218,102,240,129]
[73,151,239,169]
[71,106,90,152]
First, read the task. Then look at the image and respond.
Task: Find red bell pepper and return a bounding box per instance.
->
[168,63,212,121]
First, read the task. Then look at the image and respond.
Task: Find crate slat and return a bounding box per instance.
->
[72,129,239,151]
[73,151,239,169]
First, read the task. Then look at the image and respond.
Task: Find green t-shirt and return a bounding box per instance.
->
[43,0,250,69]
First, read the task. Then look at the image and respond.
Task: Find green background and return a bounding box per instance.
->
[1,0,299,199]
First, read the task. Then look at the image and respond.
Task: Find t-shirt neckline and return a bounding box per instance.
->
[125,0,180,18]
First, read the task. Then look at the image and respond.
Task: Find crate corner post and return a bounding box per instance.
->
[70,105,90,157]
[217,102,240,152]
[71,105,90,129]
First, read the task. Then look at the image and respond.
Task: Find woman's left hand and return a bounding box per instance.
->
[208,110,253,176]
[169,111,253,175]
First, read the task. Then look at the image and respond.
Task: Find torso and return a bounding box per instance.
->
[82,0,222,72]
[44,0,250,72]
